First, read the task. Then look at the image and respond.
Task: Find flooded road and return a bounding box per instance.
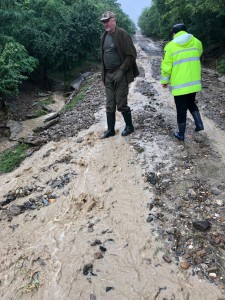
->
[0,34,224,299]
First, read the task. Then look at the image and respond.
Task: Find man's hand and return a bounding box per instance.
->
[162,83,168,88]
[114,69,124,84]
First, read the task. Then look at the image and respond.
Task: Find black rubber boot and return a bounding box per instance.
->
[121,109,134,136]
[101,112,116,139]
[191,111,204,132]
[174,123,186,141]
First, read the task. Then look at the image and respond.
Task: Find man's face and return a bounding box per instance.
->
[102,18,116,33]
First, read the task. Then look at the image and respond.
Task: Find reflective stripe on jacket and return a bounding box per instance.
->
[160,31,203,96]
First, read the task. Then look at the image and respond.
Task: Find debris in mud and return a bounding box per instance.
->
[106,286,114,292]
[18,271,43,295]
[146,215,154,223]
[0,37,225,298]
[0,190,57,221]
[192,220,212,231]
[1,186,33,207]
[83,263,94,276]
[99,245,107,252]
[90,239,102,246]
[180,261,190,269]
[162,255,172,263]
[94,252,103,259]
[154,286,167,299]
[48,172,74,189]
[146,172,158,185]
[9,224,19,231]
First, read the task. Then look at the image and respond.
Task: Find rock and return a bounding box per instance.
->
[8,206,21,216]
[209,273,217,279]
[146,216,154,223]
[180,261,190,269]
[215,199,223,206]
[207,266,218,272]
[90,240,102,246]
[146,172,158,185]
[94,252,103,259]
[89,295,96,300]
[99,246,107,252]
[83,263,93,275]
[48,198,56,204]
[42,199,49,206]
[76,137,84,143]
[9,224,19,231]
[192,220,211,231]
[196,249,207,257]
[211,188,221,195]
[188,189,197,198]
[106,287,114,292]
[162,255,171,263]
[21,136,47,146]
[6,120,22,140]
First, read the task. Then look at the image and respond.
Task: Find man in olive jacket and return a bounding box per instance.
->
[160,23,204,141]
[100,11,139,139]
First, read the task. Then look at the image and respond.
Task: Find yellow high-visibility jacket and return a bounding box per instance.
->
[160,31,203,96]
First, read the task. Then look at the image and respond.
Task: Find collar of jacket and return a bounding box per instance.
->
[174,30,188,38]
[102,25,119,38]
[173,30,193,45]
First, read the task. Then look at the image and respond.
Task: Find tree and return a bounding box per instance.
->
[0,36,38,109]
[138,0,225,45]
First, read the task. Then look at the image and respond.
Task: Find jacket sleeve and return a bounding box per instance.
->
[119,32,137,74]
[196,38,203,57]
[160,44,172,84]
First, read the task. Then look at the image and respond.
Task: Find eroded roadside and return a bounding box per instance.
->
[0,34,224,300]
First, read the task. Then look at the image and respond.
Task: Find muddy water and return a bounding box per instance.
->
[16,92,65,139]
[0,35,224,300]
[0,92,65,152]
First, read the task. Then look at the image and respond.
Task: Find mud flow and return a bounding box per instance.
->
[0,33,224,300]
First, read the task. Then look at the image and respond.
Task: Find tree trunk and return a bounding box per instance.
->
[0,97,7,112]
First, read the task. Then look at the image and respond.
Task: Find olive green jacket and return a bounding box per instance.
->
[100,26,139,84]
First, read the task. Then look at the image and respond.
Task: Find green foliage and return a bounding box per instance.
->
[40,97,55,105]
[0,36,38,97]
[65,94,85,111]
[0,143,31,173]
[0,0,135,93]
[138,0,225,46]
[217,56,225,75]
[33,109,48,118]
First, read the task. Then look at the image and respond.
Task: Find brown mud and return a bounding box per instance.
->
[0,33,224,300]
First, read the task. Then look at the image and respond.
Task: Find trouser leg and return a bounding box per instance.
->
[105,72,117,113]
[101,73,117,139]
[104,70,134,137]
[111,71,134,135]
[174,94,188,123]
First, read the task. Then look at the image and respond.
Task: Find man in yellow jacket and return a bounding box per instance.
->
[160,24,204,141]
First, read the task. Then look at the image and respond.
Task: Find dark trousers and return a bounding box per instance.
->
[174,93,199,123]
[105,70,129,113]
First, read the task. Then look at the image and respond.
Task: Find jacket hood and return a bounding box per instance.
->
[173,31,193,46]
